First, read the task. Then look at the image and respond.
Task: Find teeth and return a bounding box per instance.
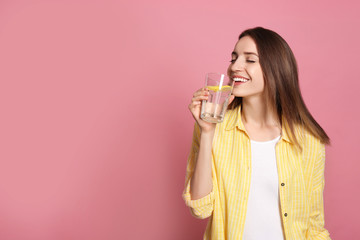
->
[233,77,249,82]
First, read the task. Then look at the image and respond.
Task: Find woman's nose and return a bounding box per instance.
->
[231,59,245,72]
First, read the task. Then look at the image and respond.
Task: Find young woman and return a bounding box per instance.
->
[183,27,331,240]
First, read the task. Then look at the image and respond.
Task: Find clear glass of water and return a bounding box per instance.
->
[200,73,233,123]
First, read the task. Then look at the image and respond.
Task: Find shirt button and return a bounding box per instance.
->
[284,213,288,217]
[281,183,285,186]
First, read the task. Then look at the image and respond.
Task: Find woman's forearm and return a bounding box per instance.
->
[190,130,215,200]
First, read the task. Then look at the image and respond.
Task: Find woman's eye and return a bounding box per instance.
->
[229,59,256,63]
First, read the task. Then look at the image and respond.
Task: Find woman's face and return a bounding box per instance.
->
[227,36,265,98]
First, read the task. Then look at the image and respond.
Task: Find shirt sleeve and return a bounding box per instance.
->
[182,123,215,219]
[307,143,331,239]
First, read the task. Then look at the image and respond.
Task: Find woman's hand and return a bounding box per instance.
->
[189,87,234,133]
[188,87,215,133]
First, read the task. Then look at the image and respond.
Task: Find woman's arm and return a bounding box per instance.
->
[183,87,229,219]
[182,123,216,219]
[190,129,214,199]
[307,143,331,239]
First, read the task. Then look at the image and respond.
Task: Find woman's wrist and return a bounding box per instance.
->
[200,128,215,139]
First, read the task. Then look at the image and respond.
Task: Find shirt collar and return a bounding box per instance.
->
[225,105,293,144]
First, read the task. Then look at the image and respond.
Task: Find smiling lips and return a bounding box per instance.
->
[232,76,250,84]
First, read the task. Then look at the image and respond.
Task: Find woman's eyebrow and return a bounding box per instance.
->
[244,52,258,57]
[231,51,258,57]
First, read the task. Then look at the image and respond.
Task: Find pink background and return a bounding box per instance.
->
[0,0,359,239]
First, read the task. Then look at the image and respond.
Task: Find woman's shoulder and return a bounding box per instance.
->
[294,123,325,152]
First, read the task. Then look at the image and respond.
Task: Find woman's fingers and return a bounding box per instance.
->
[192,88,209,103]
[188,101,201,109]
[228,95,235,104]
[189,87,209,120]
[193,88,209,97]
[192,95,208,102]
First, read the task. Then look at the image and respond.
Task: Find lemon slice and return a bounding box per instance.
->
[207,85,232,92]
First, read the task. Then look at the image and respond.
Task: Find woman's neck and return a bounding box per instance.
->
[241,96,280,128]
[241,96,281,141]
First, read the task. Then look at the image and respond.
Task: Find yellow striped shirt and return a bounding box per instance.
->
[182,106,331,239]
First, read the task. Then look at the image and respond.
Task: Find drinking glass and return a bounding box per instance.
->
[200,73,233,123]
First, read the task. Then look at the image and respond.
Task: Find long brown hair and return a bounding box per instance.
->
[228,27,330,147]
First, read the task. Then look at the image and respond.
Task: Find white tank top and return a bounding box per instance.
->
[242,136,285,240]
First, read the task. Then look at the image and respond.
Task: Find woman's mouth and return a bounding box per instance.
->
[232,76,250,85]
